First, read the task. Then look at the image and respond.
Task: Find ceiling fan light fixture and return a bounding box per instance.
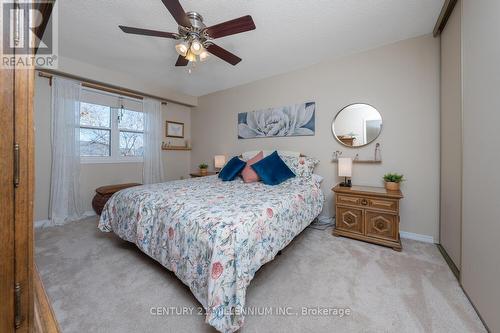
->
[199,50,209,62]
[175,42,188,57]
[185,49,197,62]
[190,39,203,55]
[118,1,255,68]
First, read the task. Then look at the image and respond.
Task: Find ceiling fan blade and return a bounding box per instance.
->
[175,55,189,66]
[204,15,256,39]
[119,26,177,39]
[161,0,191,27]
[206,43,242,66]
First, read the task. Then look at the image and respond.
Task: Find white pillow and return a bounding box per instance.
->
[280,156,319,179]
[278,150,301,158]
[241,150,300,160]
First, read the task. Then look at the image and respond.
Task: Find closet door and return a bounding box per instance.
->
[0,59,35,333]
[13,62,36,333]
[0,1,36,330]
[440,0,462,272]
[462,0,500,331]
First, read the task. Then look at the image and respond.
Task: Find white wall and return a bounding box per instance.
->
[34,75,53,222]
[162,103,192,181]
[461,0,500,331]
[34,74,192,221]
[192,35,440,240]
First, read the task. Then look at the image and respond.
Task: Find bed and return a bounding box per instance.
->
[98,172,324,332]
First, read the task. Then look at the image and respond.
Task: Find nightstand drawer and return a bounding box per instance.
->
[336,206,364,235]
[368,198,398,212]
[365,211,398,241]
[336,194,361,206]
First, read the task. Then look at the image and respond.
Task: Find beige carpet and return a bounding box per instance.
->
[35,217,485,333]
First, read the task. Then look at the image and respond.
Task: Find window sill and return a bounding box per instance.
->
[80,158,143,164]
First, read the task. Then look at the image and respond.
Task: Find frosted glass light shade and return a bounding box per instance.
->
[185,50,196,62]
[191,40,203,55]
[199,51,209,62]
[175,43,188,57]
[338,158,352,177]
[214,155,226,169]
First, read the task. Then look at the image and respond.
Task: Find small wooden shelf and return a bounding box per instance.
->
[162,146,192,151]
[332,159,382,164]
[353,160,382,164]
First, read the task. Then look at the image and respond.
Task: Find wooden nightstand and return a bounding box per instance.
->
[190,171,218,178]
[332,184,403,251]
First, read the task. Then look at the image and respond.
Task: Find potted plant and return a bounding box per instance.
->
[199,163,209,175]
[383,173,404,191]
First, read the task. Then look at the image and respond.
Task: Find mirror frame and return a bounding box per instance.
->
[332,103,383,148]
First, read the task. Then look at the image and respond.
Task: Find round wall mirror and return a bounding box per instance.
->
[332,103,383,147]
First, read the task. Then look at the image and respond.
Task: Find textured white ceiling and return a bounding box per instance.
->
[59,0,444,97]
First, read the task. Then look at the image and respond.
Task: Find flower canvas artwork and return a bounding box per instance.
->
[238,102,316,139]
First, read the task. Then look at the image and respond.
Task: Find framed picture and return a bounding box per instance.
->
[238,102,315,139]
[166,121,184,138]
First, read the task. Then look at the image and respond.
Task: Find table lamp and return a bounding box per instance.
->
[338,157,352,187]
[214,155,226,173]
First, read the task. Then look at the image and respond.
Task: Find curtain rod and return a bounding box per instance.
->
[37,70,171,105]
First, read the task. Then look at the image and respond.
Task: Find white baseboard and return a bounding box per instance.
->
[34,211,96,229]
[400,231,434,244]
[34,219,51,229]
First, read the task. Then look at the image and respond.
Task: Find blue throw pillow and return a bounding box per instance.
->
[218,156,246,181]
[251,151,296,185]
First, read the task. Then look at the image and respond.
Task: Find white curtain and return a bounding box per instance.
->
[143,98,165,184]
[49,77,83,225]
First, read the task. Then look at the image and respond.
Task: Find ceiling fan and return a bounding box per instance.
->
[119,0,256,67]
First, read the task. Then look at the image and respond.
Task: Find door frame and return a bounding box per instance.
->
[0,57,17,333]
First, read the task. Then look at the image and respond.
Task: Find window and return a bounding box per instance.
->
[119,109,144,157]
[80,102,111,157]
[79,95,144,163]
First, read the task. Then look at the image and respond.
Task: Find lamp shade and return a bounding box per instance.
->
[214,155,226,169]
[338,157,352,177]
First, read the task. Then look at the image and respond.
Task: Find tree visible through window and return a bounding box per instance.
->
[79,100,144,160]
[119,109,144,157]
[80,103,111,157]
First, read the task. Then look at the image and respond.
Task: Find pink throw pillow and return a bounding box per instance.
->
[241,151,264,183]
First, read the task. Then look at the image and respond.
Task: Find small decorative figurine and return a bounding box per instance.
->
[332,150,342,162]
[374,143,381,161]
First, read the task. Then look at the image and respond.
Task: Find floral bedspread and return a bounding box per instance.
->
[98,175,324,333]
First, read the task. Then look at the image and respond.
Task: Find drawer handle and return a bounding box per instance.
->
[361,199,368,206]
